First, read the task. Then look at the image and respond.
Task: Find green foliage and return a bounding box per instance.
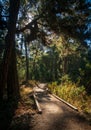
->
[48,80,91,114]
[39,0,90,42]
[15,0,91,95]
[61,74,71,84]
[17,56,26,81]
[17,35,91,94]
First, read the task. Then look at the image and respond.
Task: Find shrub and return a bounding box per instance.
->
[48,81,91,114]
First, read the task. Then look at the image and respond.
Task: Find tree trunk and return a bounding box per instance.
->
[7,42,20,100]
[25,41,29,81]
[62,56,68,74]
[0,0,20,101]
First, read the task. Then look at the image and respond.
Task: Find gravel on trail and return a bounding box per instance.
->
[30,84,91,130]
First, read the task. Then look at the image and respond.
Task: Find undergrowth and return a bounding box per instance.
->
[8,82,36,130]
[48,81,91,115]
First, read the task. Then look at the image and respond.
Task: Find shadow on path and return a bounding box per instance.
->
[31,86,91,130]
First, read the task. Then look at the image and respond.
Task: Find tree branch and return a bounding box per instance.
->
[16,15,42,33]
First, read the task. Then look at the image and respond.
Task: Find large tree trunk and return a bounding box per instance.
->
[0,0,20,101]
[7,42,20,100]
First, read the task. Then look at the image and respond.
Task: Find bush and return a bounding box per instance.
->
[48,81,91,114]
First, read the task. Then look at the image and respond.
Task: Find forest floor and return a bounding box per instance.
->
[0,83,91,130]
[0,83,36,130]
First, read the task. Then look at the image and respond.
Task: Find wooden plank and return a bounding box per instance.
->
[33,93,42,114]
[52,94,78,111]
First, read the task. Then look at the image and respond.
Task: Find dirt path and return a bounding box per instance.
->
[30,83,91,130]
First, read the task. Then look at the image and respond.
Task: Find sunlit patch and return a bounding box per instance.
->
[44,103,63,114]
[13,85,35,118]
[20,86,32,95]
[33,87,44,93]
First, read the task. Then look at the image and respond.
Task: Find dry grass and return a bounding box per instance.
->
[18,84,36,115]
[8,84,36,130]
[20,86,33,95]
[48,81,91,121]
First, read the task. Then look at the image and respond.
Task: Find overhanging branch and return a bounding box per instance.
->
[16,15,42,34]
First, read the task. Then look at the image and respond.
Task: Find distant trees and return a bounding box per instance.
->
[0,0,91,101]
[24,35,91,94]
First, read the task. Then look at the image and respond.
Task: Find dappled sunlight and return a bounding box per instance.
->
[13,85,35,118]
[44,103,63,114]
[48,82,91,115]
[33,86,45,93]
[14,101,34,117]
[20,86,33,95]
[7,85,36,130]
[0,0,91,129]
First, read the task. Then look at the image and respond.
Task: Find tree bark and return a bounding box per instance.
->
[0,0,20,101]
[25,41,29,81]
[7,42,20,100]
